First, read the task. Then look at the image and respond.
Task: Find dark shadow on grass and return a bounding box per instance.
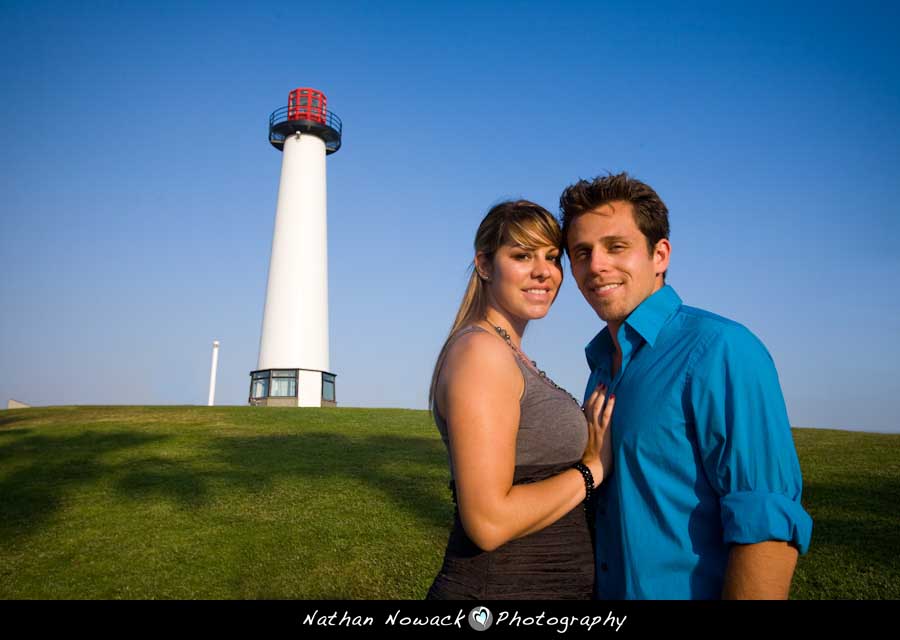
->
[802,478,900,572]
[115,457,209,509]
[0,431,174,542]
[202,432,453,531]
[805,514,900,566]
[0,428,32,440]
[2,422,452,544]
[804,477,900,517]
[0,414,34,428]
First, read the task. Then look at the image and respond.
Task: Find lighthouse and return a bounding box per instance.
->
[249,88,342,407]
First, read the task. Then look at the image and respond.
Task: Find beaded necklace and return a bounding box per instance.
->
[485,320,582,408]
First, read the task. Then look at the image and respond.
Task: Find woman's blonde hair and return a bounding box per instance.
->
[429,200,563,410]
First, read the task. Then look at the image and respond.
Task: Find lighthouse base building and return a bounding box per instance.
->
[249,87,342,408]
[249,369,336,408]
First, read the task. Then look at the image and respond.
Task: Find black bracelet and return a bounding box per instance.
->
[573,462,595,510]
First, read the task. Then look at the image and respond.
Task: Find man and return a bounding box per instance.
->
[560,173,812,599]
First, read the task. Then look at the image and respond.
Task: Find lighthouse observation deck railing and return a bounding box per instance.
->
[268,106,343,153]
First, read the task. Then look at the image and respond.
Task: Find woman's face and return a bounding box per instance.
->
[479,243,563,322]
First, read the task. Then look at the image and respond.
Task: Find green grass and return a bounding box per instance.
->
[0,406,897,599]
[790,428,900,599]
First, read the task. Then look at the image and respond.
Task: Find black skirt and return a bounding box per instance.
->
[426,462,595,600]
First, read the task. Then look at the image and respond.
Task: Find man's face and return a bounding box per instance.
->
[567,200,670,330]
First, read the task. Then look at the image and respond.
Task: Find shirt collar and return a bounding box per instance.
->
[585,285,683,368]
[625,284,682,348]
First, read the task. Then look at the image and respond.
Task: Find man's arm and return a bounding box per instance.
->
[689,323,813,599]
[722,541,798,599]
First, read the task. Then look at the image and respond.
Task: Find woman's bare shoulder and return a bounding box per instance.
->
[440,327,521,399]
[444,327,515,369]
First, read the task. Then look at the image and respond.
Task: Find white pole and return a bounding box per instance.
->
[208,340,220,406]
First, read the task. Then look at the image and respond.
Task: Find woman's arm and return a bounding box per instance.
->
[437,331,612,552]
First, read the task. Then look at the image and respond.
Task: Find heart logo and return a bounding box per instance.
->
[468,606,493,630]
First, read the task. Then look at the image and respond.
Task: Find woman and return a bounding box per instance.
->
[427,200,614,600]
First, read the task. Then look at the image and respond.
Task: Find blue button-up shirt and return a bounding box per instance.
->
[585,285,812,599]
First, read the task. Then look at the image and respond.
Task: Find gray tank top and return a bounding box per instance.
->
[433,325,588,478]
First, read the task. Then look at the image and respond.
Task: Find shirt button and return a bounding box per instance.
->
[600,562,609,572]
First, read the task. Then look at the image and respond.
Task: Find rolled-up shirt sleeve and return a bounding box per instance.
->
[688,324,813,554]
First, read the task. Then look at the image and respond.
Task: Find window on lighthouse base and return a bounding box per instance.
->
[250,371,269,399]
[250,369,299,400]
[270,370,298,397]
[322,373,336,403]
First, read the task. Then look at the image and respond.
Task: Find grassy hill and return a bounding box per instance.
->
[1,406,897,599]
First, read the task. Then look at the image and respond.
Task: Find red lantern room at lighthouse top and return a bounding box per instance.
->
[288,88,326,123]
[268,87,342,154]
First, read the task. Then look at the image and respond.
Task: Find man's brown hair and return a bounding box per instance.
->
[559,172,670,256]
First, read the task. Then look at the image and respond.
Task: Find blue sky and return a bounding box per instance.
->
[1,1,898,432]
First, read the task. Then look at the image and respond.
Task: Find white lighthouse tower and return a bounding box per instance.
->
[250,88,342,407]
